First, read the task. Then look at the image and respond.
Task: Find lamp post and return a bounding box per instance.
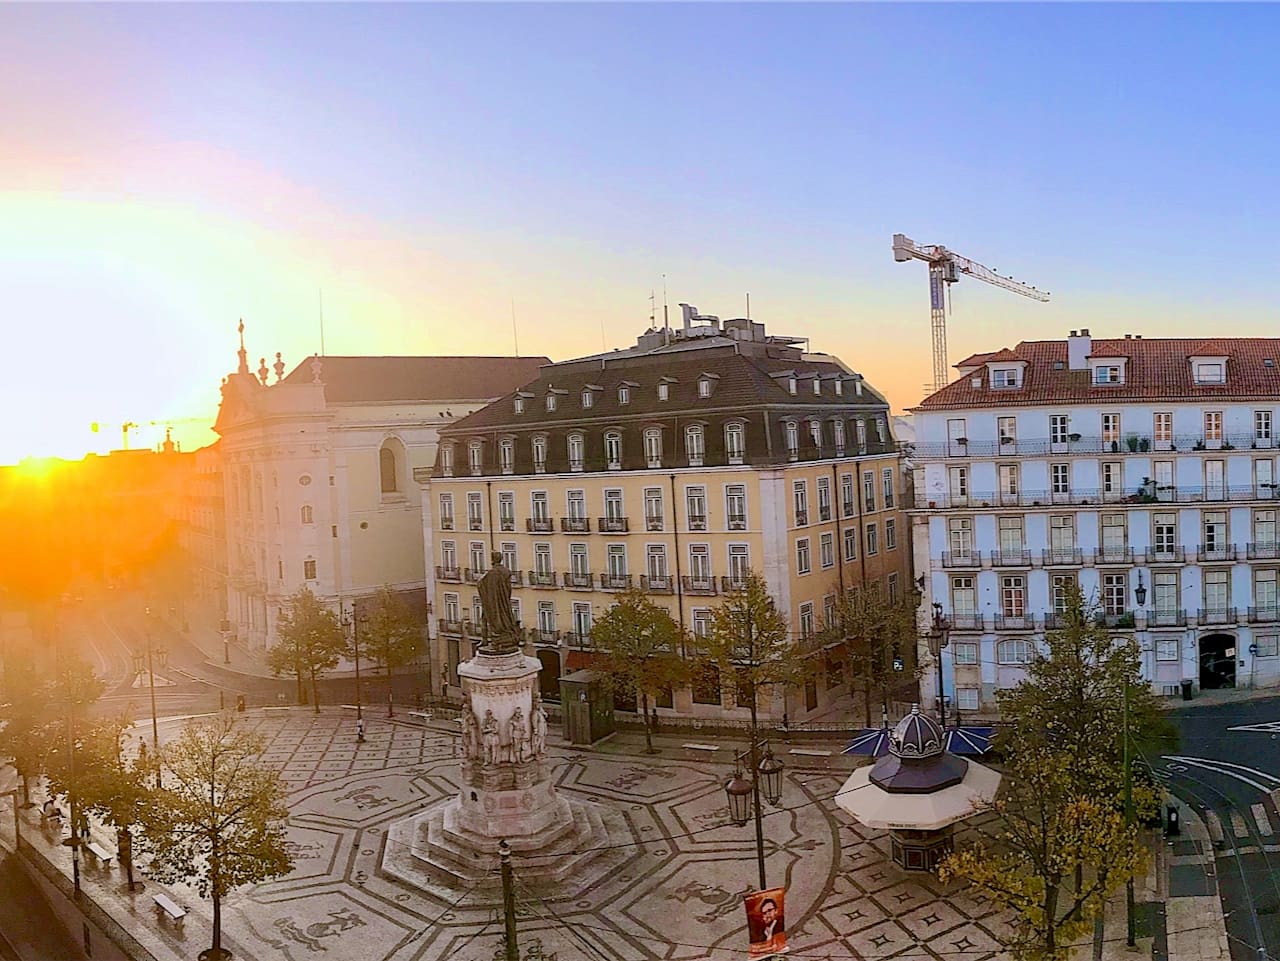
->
[929,602,951,729]
[340,605,365,722]
[143,608,165,790]
[724,741,785,889]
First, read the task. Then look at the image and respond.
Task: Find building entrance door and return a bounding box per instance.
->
[1199,633,1237,689]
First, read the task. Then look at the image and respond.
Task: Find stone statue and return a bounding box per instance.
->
[477,551,522,654]
[508,707,529,763]
[461,702,479,760]
[531,695,547,758]
[481,710,500,766]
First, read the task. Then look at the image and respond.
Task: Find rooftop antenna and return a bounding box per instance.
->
[649,289,656,328]
[319,289,326,357]
[511,297,520,356]
[746,292,750,320]
[662,274,670,347]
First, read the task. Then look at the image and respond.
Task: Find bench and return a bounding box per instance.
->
[683,742,720,755]
[788,748,833,767]
[85,841,115,869]
[406,710,433,723]
[262,706,290,715]
[152,893,186,928]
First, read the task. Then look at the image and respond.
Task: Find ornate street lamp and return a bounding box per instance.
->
[725,769,753,827]
[723,741,785,887]
[929,602,951,729]
[340,604,366,722]
[757,748,785,806]
[1135,573,1148,608]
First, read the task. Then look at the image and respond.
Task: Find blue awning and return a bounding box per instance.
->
[841,727,893,757]
[943,727,995,756]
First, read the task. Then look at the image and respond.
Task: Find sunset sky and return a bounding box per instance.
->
[4,3,1279,465]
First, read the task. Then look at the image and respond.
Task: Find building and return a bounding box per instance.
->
[425,305,910,720]
[179,441,227,627]
[213,324,547,649]
[911,330,1280,714]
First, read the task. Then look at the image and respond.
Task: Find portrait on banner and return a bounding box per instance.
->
[744,886,787,957]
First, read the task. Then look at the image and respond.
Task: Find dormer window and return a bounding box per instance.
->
[582,390,594,409]
[1196,362,1225,384]
[440,444,455,477]
[618,386,630,405]
[788,377,797,395]
[546,394,558,412]
[812,377,821,396]
[991,368,1020,389]
[658,382,669,401]
[698,379,711,398]
[834,379,843,396]
[1095,366,1122,384]
[514,396,525,414]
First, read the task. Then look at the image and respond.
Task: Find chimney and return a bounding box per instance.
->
[679,303,696,330]
[1068,329,1091,371]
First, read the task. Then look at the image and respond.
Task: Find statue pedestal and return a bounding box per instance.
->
[381,650,627,896]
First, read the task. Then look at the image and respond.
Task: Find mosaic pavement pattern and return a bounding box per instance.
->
[146,712,1016,961]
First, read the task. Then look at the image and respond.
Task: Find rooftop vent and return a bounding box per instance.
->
[1267,359,1276,368]
[1053,361,1065,370]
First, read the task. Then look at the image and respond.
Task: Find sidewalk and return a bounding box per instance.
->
[1161,804,1230,960]
[179,609,275,679]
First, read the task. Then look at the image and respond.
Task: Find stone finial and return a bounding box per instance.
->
[258,357,269,385]
[310,355,323,384]
[273,351,285,383]
[237,319,249,374]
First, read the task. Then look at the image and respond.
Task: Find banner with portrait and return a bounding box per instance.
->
[744,886,787,957]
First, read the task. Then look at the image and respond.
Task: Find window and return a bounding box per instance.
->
[501,542,518,574]
[998,516,1024,553]
[1256,634,1280,658]
[785,422,799,460]
[514,396,525,414]
[440,444,454,476]
[444,593,460,622]
[531,491,549,523]
[820,532,834,568]
[999,463,1020,499]
[796,538,811,574]
[1050,573,1075,614]
[1050,415,1070,445]
[647,545,668,579]
[499,492,515,531]
[725,422,745,463]
[1153,571,1178,613]
[537,601,556,634]
[534,543,552,575]
[499,438,515,474]
[304,559,317,580]
[581,390,594,409]
[568,433,585,471]
[1103,572,1127,615]
[998,638,1035,665]
[843,526,857,562]
[607,544,627,578]
[686,486,707,530]
[698,378,712,398]
[1205,411,1223,443]
[691,662,721,705]
[604,431,622,469]
[1196,363,1225,384]
[644,487,664,530]
[1257,411,1273,444]
[948,517,973,556]
[865,523,879,556]
[1154,513,1177,553]
[278,559,283,580]
[728,545,750,585]
[567,490,586,521]
[863,471,876,512]
[1095,365,1121,384]
[1102,513,1127,553]
[658,381,669,402]
[855,420,867,452]
[439,493,455,529]
[817,477,832,521]
[991,367,1019,388]
[470,541,487,574]
[887,572,899,603]
[1153,634,1180,661]
[885,519,897,550]
[1256,509,1277,547]
[1051,463,1070,495]
[793,480,808,526]
[725,484,747,529]
[787,376,797,396]
[1254,569,1277,610]
[949,466,968,501]
[1001,575,1025,617]
[882,469,895,509]
[572,602,592,638]
[1204,569,1230,611]
[618,385,631,405]
[300,505,313,524]
[953,642,978,666]
[604,489,624,522]
[644,428,663,467]
[546,393,558,412]
[569,544,589,576]
[532,436,547,473]
[441,540,457,570]
[1101,462,1121,496]
[951,576,975,617]
[468,442,483,476]
[1102,413,1121,445]
[809,420,823,449]
[833,420,846,455]
[1049,515,1075,552]
[685,425,705,466]
[467,492,483,530]
[688,544,711,582]
[957,688,980,712]
[380,446,398,492]
[799,602,815,640]
[841,473,855,517]
[1203,510,1227,551]
[1154,412,1173,445]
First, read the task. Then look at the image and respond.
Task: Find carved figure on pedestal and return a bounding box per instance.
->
[481,710,501,766]
[531,694,547,757]
[462,702,479,760]
[509,706,529,763]
[477,551,522,655]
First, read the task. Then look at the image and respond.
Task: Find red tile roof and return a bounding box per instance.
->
[280,355,551,404]
[982,348,1023,362]
[915,337,1280,410]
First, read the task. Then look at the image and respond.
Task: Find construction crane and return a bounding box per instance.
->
[892,233,1050,393]
[91,417,211,451]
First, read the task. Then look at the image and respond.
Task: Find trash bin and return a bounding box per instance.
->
[1166,805,1180,836]
[1180,678,1194,701]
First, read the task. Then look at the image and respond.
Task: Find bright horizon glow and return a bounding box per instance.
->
[5,4,1280,465]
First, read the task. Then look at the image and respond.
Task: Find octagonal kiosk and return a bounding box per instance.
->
[835,705,1001,872]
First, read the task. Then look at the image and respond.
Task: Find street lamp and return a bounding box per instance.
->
[929,602,951,729]
[1134,573,1148,608]
[340,604,365,722]
[724,741,785,889]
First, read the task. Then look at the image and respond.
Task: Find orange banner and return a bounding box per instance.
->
[744,886,787,957]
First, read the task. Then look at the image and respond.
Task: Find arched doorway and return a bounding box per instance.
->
[536,649,562,702]
[1199,633,1237,689]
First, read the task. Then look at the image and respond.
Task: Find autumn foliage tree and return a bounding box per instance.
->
[827,584,922,727]
[589,588,689,753]
[139,713,293,961]
[0,650,51,807]
[360,587,425,716]
[268,587,346,712]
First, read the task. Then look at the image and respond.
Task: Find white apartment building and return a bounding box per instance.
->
[213,326,546,649]
[911,330,1280,714]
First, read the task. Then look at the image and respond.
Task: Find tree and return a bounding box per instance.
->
[360,587,425,717]
[588,588,690,753]
[75,714,155,892]
[940,746,1145,961]
[268,587,346,712]
[828,584,922,727]
[0,650,51,807]
[139,713,294,961]
[42,654,106,840]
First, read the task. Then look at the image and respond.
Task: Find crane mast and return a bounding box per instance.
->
[893,233,1050,393]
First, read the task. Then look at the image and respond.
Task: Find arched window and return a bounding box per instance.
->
[439,444,455,476]
[685,425,705,466]
[604,430,622,469]
[532,435,547,473]
[724,422,745,464]
[468,441,484,476]
[997,638,1036,665]
[644,428,663,468]
[499,438,515,474]
[784,422,799,461]
[809,419,824,450]
[300,505,313,524]
[567,432,585,471]
[380,446,398,492]
[832,420,846,455]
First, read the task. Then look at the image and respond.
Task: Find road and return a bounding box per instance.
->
[1161,696,1280,961]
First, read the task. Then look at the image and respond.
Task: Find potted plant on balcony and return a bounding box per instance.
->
[1000,435,1015,446]
[1068,432,1082,443]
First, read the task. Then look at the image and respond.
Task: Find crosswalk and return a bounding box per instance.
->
[1160,754,1280,840]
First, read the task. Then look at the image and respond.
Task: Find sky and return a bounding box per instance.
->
[3,2,1280,465]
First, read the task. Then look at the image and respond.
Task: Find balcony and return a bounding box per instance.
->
[526,518,554,533]
[949,614,983,631]
[599,573,632,590]
[527,570,557,588]
[1145,547,1186,564]
[1095,611,1136,629]
[528,628,560,646]
[465,568,485,584]
[913,483,1280,511]
[468,517,484,532]
[681,576,718,596]
[1249,606,1280,623]
[435,565,462,583]
[941,551,981,569]
[641,574,674,594]
[500,518,515,532]
[794,511,808,527]
[563,571,594,589]
[463,620,484,639]
[842,500,856,518]
[990,549,1031,567]
[728,514,747,531]
[993,613,1033,631]
[1043,612,1069,630]
[1042,548,1083,566]
[508,570,524,587]
[598,516,629,533]
[437,618,463,637]
[1148,608,1187,627]
[720,576,748,593]
[645,515,664,532]
[561,517,591,534]
[565,631,594,650]
[1197,545,1238,563]
[688,514,708,532]
[1095,546,1134,565]
[440,517,455,531]
[1199,607,1238,625]
[1249,542,1280,559]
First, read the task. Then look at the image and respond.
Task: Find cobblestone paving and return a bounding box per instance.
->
[18,710,1016,961]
